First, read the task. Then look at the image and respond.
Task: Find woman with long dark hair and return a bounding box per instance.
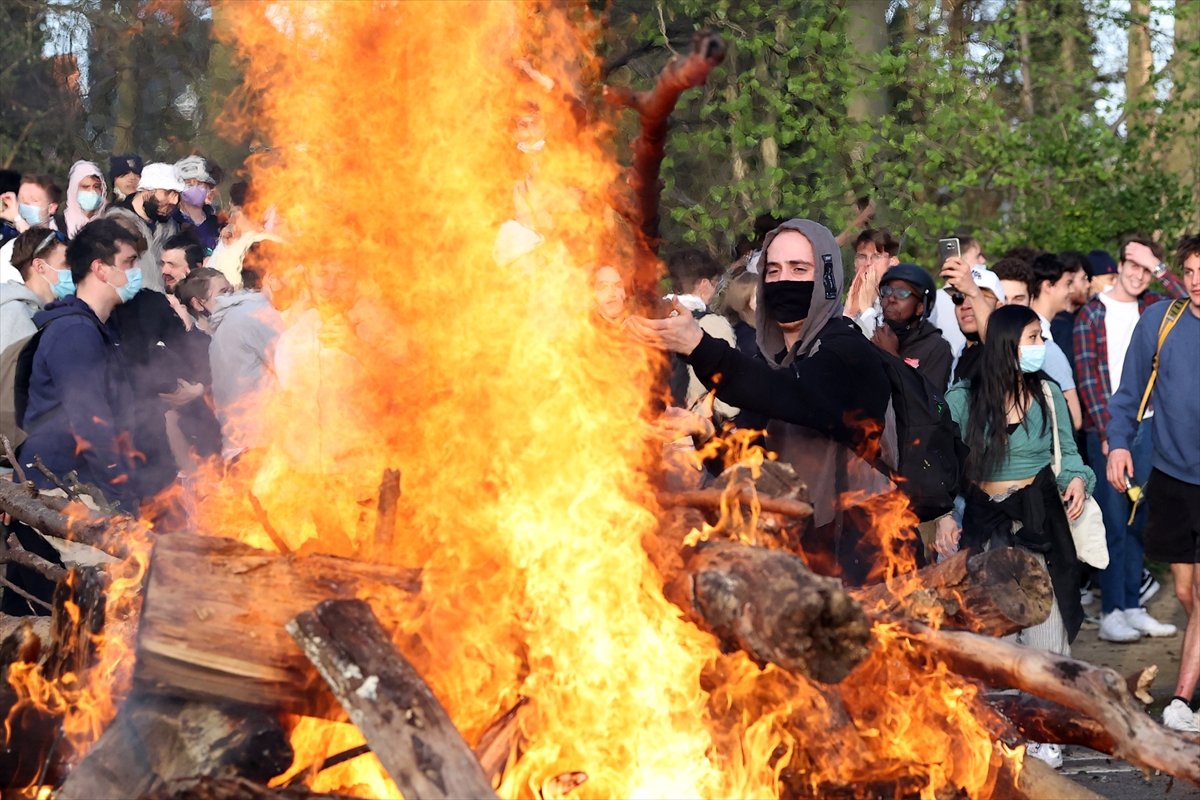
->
[941,305,1094,640]
[940,304,1096,767]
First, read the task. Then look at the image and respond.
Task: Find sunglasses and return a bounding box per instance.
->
[949,290,966,306]
[879,285,917,300]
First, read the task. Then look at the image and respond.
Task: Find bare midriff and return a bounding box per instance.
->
[976,474,1038,497]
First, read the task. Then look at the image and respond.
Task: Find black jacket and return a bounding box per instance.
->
[896,319,953,392]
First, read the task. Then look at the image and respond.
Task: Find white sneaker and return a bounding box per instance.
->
[1162,699,1200,733]
[1124,607,1177,637]
[1025,742,1064,769]
[1097,609,1142,642]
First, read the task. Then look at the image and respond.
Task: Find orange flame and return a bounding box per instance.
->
[124,1,1019,796]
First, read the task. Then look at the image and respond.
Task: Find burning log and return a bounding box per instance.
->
[288,598,498,800]
[134,533,421,717]
[56,707,156,800]
[987,693,1116,754]
[142,777,359,800]
[908,624,1200,784]
[0,477,137,560]
[668,541,872,684]
[130,698,293,784]
[852,547,1053,636]
[604,30,725,268]
[657,489,814,521]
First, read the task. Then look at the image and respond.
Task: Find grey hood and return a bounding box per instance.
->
[753,218,845,364]
[209,290,270,332]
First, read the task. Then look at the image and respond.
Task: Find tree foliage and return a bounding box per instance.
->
[600,0,1199,263]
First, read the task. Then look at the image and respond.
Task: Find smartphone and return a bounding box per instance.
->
[938,237,961,264]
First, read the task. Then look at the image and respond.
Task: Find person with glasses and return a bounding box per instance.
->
[845,228,900,332]
[869,263,953,392]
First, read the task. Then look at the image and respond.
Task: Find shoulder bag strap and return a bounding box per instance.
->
[1043,382,1062,476]
[1137,298,1188,421]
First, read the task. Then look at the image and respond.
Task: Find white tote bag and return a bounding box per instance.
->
[1043,384,1109,569]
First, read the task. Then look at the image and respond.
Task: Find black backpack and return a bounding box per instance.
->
[873,352,969,521]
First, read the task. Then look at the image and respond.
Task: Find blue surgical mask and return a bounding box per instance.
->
[51,269,75,299]
[1018,344,1046,373]
[109,266,142,303]
[18,203,46,226]
[77,190,103,212]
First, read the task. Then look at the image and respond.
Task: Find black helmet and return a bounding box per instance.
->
[880,263,936,319]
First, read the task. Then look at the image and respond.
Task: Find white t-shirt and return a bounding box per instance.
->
[1098,292,1140,394]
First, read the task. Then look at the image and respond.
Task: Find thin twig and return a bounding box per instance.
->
[284,744,372,787]
[0,576,53,612]
[247,491,292,554]
[0,434,27,485]
[32,455,80,501]
[2,532,67,582]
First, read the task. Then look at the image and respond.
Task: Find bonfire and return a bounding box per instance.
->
[1,3,1198,800]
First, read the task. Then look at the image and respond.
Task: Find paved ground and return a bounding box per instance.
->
[1060,570,1200,799]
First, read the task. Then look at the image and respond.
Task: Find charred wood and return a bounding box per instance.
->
[987,692,1115,754]
[142,776,359,800]
[135,533,420,717]
[908,624,1200,784]
[604,30,725,287]
[56,707,156,800]
[667,541,871,683]
[852,547,1053,636]
[288,598,497,800]
[129,698,293,784]
[0,478,136,560]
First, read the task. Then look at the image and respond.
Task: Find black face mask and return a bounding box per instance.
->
[762,280,814,324]
[142,196,172,222]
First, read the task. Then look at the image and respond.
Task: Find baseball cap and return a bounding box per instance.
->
[137,162,187,193]
[1086,249,1118,276]
[970,266,1006,303]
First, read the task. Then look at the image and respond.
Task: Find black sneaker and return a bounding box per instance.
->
[1140,569,1160,606]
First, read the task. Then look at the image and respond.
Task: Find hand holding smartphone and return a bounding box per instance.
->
[937,237,961,265]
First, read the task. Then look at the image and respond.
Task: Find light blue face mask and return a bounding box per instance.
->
[1018,344,1046,373]
[18,203,47,226]
[77,190,103,213]
[50,269,75,299]
[110,266,142,303]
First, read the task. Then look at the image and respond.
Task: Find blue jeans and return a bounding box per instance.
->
[1086,423,1153,612]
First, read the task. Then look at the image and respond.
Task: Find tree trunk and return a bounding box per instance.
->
[112,0,140,154]
[1016,0,1037,118]
[851,547,1053,636]
[288,599,498,800]
[134,533,420,717]
[1125,0,1154,130]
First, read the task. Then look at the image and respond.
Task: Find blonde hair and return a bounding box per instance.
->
[716,268,757,327]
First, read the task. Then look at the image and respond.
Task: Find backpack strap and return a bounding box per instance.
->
[1136,299,1188,422]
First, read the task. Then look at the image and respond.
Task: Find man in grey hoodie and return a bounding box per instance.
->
[208,243,285,462]
[1,229,72,446]
[629,219,913,585]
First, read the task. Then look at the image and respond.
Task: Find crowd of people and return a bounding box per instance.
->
[622,218,1200,764]
[2,149,1199,767]
[0,154,279,602]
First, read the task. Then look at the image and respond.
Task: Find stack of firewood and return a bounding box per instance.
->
[2,465,1198,800]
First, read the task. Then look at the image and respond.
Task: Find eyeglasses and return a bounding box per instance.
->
[949,290,965,306]
[854,252,890,265]
[879,285,917,300]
